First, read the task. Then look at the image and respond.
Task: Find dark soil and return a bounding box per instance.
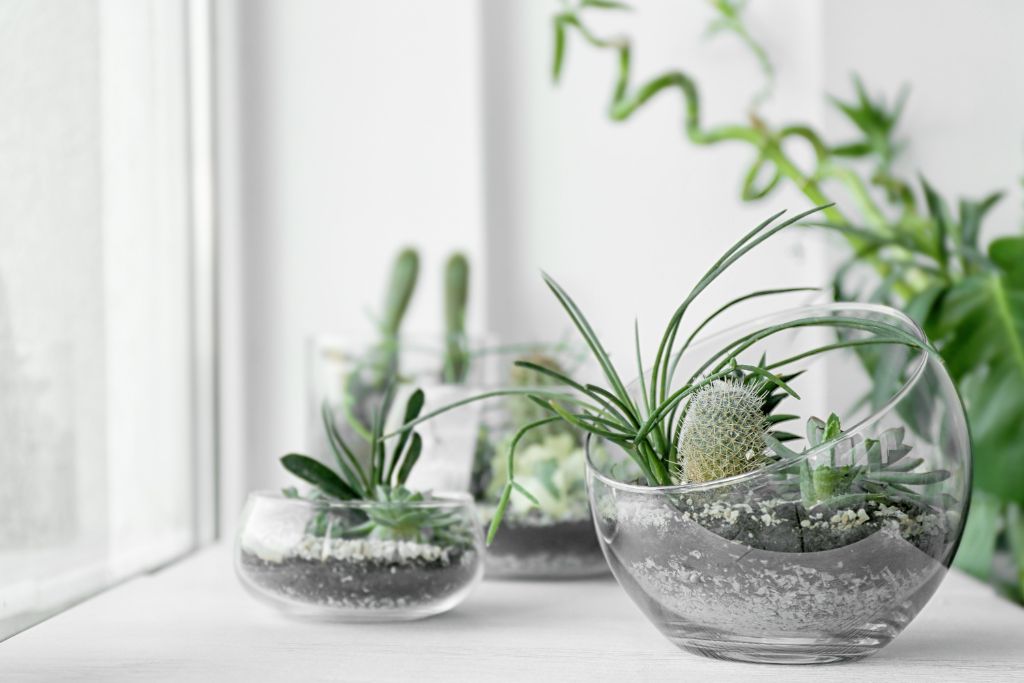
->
[239,549,479,608]
[486,517,602,559]
[666,492,950,556]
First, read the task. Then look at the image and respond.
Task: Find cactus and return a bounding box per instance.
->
[345,249,420,437]
[442,252,470,383]
[676,380,770,484]
[379,248,419,338]
[365,248,419,391]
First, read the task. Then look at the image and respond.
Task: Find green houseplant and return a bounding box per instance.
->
[546,0,1024,599]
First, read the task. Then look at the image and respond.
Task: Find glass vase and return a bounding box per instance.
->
[586,303,970,663]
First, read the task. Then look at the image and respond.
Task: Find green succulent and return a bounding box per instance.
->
[766,413,953,510]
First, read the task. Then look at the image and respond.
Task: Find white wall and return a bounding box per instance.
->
[480,1,828,364]
[222,0,1024,504]
[225,0,486,497]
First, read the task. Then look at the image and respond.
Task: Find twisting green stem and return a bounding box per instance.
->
[552,2,925,298]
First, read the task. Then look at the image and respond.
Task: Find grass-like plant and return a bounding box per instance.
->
[477,205,937,541]
[547,0,1024,595]
[379,206,936,543]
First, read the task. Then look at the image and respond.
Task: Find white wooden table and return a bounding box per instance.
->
[2,545,1022,681]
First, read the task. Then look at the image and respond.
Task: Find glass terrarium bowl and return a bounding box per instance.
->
[235,491,484,622]
[586,303,970,664]
[471,341,608,579]
[307,332,496,493]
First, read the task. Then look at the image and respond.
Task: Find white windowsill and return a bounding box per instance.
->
[2,544,1022,681]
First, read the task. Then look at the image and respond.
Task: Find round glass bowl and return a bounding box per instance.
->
[586,303,970,664]
[235,491,484,622]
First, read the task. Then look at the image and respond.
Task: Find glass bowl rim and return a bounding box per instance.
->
[584,301,936,495]
[246,489,476,510]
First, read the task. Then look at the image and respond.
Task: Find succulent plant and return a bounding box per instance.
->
[766,413,953,510]
[675,380,770,484]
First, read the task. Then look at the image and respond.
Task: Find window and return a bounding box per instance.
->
[0,0,215,639]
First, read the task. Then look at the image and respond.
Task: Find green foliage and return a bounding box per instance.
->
[547,0,1024,593]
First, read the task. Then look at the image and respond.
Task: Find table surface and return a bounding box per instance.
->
[3,544,1023,682]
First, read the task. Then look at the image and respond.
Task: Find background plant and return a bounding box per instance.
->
[475,350,591,522]
[549,0,1024,598]
[341,247,473,442]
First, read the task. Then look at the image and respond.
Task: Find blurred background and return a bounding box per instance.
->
[1,0,1022,636]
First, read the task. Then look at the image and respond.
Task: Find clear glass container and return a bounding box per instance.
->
[472,341,608,579]
[235,491,484,621]
[586,303,970,663]
[307,333,494,493]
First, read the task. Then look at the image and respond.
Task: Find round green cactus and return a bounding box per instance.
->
[676,380,769,484]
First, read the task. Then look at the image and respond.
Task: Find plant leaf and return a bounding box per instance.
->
[280,454,359,500]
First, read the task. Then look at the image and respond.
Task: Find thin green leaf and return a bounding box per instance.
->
[281,454,359,500]
[486,483,513,545]
[512,482,541,506]
[395,433,423,485]
[322,402,369,494]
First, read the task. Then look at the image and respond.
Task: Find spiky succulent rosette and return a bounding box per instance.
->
[676,380,770,484]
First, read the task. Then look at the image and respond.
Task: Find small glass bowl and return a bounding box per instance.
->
[586,303,971,663]
[235,491,484,622]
